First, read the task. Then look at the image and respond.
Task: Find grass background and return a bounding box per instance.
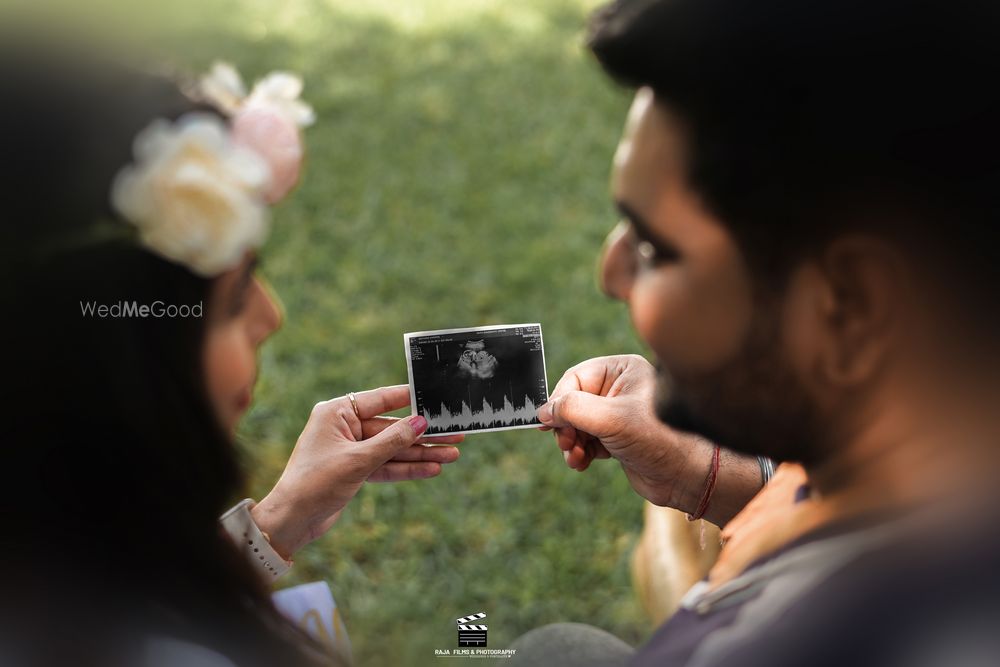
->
[171,1,650,663]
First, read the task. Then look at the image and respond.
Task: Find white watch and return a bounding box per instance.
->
[220,498,292,580]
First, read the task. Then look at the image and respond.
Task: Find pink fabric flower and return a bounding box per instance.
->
[200,63,315,204]
[232,106,303,204]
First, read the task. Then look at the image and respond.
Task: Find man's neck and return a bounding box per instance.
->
[804,399,983,519]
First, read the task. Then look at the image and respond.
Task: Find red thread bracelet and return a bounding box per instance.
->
[687,444,721,521]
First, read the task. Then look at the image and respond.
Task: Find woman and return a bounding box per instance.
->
[0,44,461,666]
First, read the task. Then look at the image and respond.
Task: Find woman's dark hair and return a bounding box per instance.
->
[588,0,1000,323]
[0,43,331,666]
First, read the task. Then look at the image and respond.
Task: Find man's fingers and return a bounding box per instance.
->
[538,390,617,436]
[388,445,461,463]
[567,443,592,471]
[549,356,632,401]
[555,425,578,452]
[368,461,442,483]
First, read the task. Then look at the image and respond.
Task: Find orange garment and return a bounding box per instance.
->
[708,463,838,591]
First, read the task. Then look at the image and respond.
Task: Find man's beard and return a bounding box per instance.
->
[653,310,830,466]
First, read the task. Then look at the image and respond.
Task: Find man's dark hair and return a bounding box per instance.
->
[589,0,1000,311]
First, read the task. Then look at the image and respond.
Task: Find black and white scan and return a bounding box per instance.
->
[404,324,549,435]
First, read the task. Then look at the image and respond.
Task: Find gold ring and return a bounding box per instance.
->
[347,391,361,420]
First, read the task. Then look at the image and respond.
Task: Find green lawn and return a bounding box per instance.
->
[178,1,650,663]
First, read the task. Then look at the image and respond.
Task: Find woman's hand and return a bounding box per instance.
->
[250,385,462,559]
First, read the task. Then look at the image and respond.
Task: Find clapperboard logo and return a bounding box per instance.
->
[456,611,488,647]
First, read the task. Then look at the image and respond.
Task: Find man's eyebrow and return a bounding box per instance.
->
[615,201,679,258]
[615,201,649,232]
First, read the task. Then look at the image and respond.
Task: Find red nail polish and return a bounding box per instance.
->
[408,415,428,433]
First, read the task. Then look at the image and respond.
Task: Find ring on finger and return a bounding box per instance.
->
[347,391,361,420]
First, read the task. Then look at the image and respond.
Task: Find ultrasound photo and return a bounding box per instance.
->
[404,324,549,435]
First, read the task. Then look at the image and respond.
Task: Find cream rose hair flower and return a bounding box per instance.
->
[111,112,271,277]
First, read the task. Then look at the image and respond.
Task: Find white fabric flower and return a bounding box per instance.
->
[111,113,272,277]
[200,61,315,128]
[199,62,247,116]
[245,71,316,128]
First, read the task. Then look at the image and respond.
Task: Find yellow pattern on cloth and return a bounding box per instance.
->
[708,464,834,591]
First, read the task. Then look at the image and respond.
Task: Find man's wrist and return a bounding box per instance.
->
[659,434,766,527]
[660,433,717,515]
[703,449,766,526]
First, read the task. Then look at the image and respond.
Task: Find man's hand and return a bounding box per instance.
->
[251,385,462,559]
[538,354,697,506]
[538,355,762,524]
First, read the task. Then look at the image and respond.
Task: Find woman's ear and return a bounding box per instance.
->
[783,235,904,394]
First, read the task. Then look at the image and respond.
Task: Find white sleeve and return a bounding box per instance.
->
[143,638,238,667]
[220,498,292,581]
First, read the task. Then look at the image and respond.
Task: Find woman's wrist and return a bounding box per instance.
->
[220,499,293,580]
[249,492,302,561]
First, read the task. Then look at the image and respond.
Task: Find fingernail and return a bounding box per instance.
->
[537,402,553,424]
[408,415,428,434]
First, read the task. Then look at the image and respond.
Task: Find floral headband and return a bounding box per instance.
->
[110,62,314,277]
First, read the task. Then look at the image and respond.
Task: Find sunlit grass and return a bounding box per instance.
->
[173,1,650,663]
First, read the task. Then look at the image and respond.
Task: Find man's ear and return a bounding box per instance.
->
[784,235,903,392]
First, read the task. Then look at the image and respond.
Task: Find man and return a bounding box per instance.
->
[521,0,1000,665]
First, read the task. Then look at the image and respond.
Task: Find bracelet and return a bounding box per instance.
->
[687,444,721,521]
[220,498,293,580]
[757,456,776,486]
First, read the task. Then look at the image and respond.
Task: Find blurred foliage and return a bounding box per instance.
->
[40,0,654,663]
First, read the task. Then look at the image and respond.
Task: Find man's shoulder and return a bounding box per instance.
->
[633,513,1000,667]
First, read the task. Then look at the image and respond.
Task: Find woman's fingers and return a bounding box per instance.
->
[364,443,460,482]
[389,445,461,463]
[420,434,464,444]
[362,415,428,463]
[349,385,411,420]
[362,415,404,438]
[363,416,464,444]
[367,461,443,483]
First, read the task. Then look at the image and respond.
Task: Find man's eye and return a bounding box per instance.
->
[637,240,665,265]
[635,239,678,266]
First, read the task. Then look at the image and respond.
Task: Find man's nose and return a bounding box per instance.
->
[600,221,636,302]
